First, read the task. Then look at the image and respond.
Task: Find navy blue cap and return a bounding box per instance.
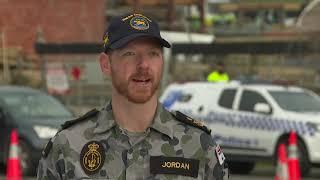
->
[103,13,171,52]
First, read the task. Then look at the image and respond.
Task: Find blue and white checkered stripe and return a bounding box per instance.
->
[194,111,318,136]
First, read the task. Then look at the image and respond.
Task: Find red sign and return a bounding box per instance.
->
[71,66,81,80]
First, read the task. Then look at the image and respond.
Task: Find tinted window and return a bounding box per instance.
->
[239,90,268,112]
[218,89,236,109]
[1,92,72,119]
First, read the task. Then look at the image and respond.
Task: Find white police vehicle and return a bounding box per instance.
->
[160,81,320,175]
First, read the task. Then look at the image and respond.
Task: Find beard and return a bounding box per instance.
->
[111,69,161,104]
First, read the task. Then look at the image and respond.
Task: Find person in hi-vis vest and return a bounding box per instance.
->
[207,61,229,82]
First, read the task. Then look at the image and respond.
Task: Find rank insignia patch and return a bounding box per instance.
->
[80,141,105,175]
[174,111,211,134]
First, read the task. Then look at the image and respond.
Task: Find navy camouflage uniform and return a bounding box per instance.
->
[37,103,229,179]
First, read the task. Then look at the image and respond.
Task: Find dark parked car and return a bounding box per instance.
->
[0,86,73,175]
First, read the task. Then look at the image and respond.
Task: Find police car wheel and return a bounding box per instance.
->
[296,140,311,177]
[19,140,36,175]
[0,163,5,173]
[228,161,255,174]
[275,138,311,177]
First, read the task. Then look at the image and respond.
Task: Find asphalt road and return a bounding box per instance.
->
[1,163,319,180]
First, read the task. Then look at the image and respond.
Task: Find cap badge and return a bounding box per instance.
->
[130,15,149,30]
[80,141,105,175]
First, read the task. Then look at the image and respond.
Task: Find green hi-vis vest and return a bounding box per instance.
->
[207,71,229,82]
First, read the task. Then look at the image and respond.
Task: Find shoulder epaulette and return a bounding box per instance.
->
[42,109,99,158]
[61,108,99,130]
[173,111,211,134]
[42,139,53,158]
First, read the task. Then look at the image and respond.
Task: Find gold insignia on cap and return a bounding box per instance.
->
[122,14,134,21]
[130,15,149,30]
[80,141,105,175]
[103,33,109,47]
[122,13,151,22]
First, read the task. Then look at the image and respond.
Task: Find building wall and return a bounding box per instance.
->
[0,0,106,58]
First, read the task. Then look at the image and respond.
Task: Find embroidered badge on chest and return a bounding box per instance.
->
[150,156,200,178]
[80,141,105,175]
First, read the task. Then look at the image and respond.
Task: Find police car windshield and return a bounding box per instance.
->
[1,92,72,119]
[269,91,320,112]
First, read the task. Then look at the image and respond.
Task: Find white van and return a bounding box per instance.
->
[160,81,320,175]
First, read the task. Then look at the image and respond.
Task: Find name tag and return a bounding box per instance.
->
[150,156,199,178]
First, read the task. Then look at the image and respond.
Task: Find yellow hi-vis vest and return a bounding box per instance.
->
[207,71,229,82]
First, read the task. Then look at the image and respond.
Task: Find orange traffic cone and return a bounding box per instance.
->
[288,131,301,180]
[6,129,22,180]
[275,143,288,180]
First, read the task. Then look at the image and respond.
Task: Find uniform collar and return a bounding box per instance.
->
[150,103,175,139]
[93,101,175,139]
[93,102,116,134]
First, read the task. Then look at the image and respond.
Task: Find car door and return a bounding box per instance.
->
[208,87,264,156]
[210,87,246,149]
[0,106,11,163]
[233,88,276,156]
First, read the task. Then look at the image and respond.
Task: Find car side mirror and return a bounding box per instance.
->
[254,103,271,114]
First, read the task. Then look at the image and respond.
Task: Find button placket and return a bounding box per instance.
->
[127,148,134,161]
[125,128,152,179]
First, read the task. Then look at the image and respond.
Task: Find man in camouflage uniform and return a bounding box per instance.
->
[37,13,229,180]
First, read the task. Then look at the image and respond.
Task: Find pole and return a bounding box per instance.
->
[161,47,172,93]
[2,29,10,83]
[168,0,175,30]
[199,0,205,33]
[77,78,83,110]
[40,56,48,91]
[1,31,3,81]
[184,5,192,43]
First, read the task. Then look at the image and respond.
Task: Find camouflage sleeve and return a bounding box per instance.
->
[36,135,66,180]
[202,133,230,180]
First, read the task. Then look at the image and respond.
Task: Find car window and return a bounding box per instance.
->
[178,93,192,103]
[218,89,236,109]
[239,90,268,112]
[1,92,72,119]
[269,90,320,112]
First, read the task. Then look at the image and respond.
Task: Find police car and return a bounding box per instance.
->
[160,81,320,176]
